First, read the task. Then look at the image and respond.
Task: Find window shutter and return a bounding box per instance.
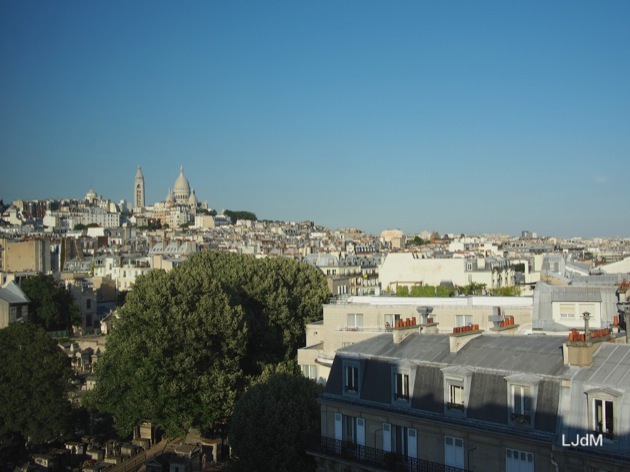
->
[383,423,391,452]
[356,418,365,446]
[407,428,417,458]
[334,414,342,441]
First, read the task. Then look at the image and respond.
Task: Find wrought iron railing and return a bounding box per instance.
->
[308,435,471,472]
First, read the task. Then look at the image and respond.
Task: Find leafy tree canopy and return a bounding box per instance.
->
[227,371,322,472]
[223,210,257,224]
[457,282,487,296]
[488,286,521,297]
[0,323,74,444]
[407,236,427,246]
[90,251,329,437]
[396,285,454,298]
[21,274,80,331]
[115,290,129,307]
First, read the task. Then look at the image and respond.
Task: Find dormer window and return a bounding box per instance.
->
[585,388,621,440]
[511,385,532,424]
[394,372,409,400]
[449,384,465,411]
[391,362,414,405]
[505,374,541,428]
[594,399,613,438]
[343,361,360,395]
[442,366,472,415]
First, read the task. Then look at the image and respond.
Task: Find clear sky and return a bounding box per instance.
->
[1,1,629,238]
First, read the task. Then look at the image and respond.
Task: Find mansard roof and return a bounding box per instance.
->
[337,333,568,377]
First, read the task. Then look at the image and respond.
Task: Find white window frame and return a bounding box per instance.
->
[347,313,364,330]
[343,361,360,395]
[448,384,465,411]
[505,448,534,472]
[444,436,465,468]
[443,366,472,415]
[559,303,575,318]
[394,372,410,401]
[586,388,620,440]
[455,314,472,328]
[511,384,533,424]
[505,374,541,428]
[301,364,317,381]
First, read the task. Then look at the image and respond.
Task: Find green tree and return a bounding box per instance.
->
[0,323,74,444]
[89,269,249,437]
[396,286,409,297]
[21,274,80,331]
[90,252,330,437]
[223,210,257,224]
[458,282,487,296]
[227,372,322,472]
[488,286,521,297]
[435,285,454,297]
[115,290,129,307]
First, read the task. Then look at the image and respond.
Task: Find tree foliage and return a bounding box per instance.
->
[21,274,80,331]
[457,282,487,296]
[395,285,454,298]
[227,372,322,472]
[223,210,257,223]
[90,251,330,437]
[488,286,522,297]
[0,323,74,444]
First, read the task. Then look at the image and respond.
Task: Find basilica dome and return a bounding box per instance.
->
[173,166,191,204]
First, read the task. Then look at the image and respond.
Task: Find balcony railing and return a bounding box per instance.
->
[308,435,470,472]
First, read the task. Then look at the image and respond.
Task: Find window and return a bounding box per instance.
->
[344,415,356,443]
[444,436,464,468]
[344,364,359,393]
[448,384,465,411]
[593,399,614,439]
[505,374,541,427]
[302,364,317,380]
[512,385,532,424]
[384,314,401,331]
[394,372,409,400]
[559,303,575,318]
[505,448,534,472]
[391,425,408,455]
[86,299,92,310]
[456,315,472,327]
[443,366,472,415]
[347,313,363,330]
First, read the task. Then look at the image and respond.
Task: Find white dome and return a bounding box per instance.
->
[173,166,190,204]
[188,189,198,206]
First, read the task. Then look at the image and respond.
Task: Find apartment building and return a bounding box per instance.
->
[309,326,630,471]
[298,295,532,385]
[379,253,515,292]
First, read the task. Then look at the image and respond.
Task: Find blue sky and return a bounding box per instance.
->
[1,1,629,237]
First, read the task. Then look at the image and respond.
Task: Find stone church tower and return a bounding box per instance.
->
[134,166,145,210]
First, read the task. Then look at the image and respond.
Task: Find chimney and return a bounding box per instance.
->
[416,306,439,334]
[392,316,419,344]
[563,312,613,366]
[449,324,483,353]
[488,306,519,333]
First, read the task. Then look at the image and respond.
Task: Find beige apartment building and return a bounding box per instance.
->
[1,238,51,273]
[298,295,532,385]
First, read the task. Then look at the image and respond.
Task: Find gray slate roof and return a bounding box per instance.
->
[338,333,568,377]
[0,281,30,304]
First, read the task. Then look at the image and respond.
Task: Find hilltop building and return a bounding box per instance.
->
[134,166,145,210]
